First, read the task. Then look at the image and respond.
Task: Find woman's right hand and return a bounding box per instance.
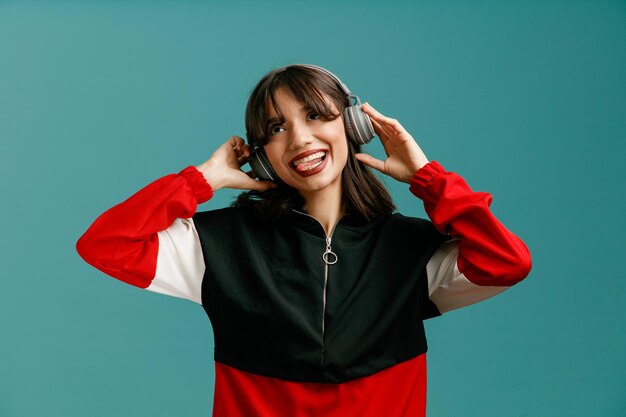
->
[196,136,277,192]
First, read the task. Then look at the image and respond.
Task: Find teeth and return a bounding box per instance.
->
[302,160,324,171]
[292,151,326,166]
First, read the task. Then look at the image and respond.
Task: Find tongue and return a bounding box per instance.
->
[295,157,323,172]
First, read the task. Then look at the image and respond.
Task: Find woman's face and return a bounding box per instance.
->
[263,87,348,196]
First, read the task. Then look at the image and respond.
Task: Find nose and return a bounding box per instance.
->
[287,120,313,151]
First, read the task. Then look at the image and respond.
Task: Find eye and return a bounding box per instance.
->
[267,112,322,136]
[269,125,284,135]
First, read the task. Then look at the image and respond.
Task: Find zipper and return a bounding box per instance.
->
[321,235,338,335]
[292,210,340,337]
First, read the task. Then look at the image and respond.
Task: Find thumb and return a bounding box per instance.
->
[355,153,386,174]
[243,177,278,191]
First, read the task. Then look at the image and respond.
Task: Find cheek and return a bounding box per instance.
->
[323,120,348,154]
[263,142,284,168]
[332,132,349,164]
[336,142,349,170]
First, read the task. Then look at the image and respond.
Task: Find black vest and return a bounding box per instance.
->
[193,206,448,383]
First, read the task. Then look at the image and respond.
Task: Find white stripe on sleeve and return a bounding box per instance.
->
[426,239,509,314]
[148,218,205,304]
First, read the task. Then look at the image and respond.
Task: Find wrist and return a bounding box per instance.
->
[196,162,224,192]
[402,159,430,183]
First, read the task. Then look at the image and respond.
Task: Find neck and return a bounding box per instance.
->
[299,181,344,237]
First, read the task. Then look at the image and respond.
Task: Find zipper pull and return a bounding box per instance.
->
[322,236,338,265]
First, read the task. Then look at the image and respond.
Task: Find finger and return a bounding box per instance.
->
[241,175,278,191]
[362,103,407,134]
[380,117,407,135]
[362,102,390,121]
[361,102,388,121]
[355,153,386,173]
[237,154,251,166]
[249,179,278,191]
[229,135,245,148]
[369,117,390,141]
[234,142,253,166]
[241,144,252,159]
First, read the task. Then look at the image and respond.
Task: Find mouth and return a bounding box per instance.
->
[289,149,328,177]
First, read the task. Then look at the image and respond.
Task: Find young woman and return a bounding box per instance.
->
[76,64,532,417]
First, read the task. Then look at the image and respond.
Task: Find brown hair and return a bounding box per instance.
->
[233,65,395,221]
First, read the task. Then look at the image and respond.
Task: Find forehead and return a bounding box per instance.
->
[266,87,337,119]
[266,88,300,117]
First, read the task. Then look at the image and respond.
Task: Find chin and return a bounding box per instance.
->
[291,172,343,194]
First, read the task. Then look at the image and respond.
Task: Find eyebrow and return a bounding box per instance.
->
[266,116,282,126]
[266,105,311,127]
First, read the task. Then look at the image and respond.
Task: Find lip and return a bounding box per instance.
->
[288,148,329,178]
[292,154,328,177]
[289,148,329,165]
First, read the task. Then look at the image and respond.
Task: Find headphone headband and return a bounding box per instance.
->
[288,64,352,97]
[282,63,362,106]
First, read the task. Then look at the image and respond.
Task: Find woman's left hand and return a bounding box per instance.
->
[356,103,430,183]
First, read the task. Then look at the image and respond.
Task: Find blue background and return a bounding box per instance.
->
[1,1,625,416]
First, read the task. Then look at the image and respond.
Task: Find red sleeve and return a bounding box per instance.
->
[76,166,213,289]
[410,161,532,287]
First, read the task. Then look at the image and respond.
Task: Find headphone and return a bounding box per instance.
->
[247,64,375,182]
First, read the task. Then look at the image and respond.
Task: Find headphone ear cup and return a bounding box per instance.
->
[343,113,357,145]
[249,146,279,182]
[343,105,375,145]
